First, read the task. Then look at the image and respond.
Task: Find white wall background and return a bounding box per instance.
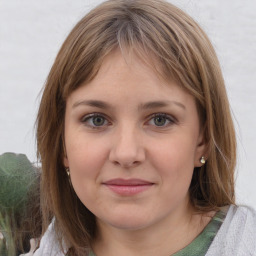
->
[0,0,255,207]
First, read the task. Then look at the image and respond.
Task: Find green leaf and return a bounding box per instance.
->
[0,153,38,213]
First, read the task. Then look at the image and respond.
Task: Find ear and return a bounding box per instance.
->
[62,136,69,167]
[63,156,69,168]
[194,129,208,167]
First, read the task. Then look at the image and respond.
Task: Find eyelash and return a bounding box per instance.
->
[147,113,176,128]
[81,113,110,129]
[81,112,176,129]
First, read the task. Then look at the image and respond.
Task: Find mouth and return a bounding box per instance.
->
[102,179,154,196]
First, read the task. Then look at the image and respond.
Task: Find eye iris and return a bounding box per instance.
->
[154,116,166,126]
[93,116,105,126]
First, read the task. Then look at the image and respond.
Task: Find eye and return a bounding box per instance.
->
[81,113,109,128]
[147,113,175,127]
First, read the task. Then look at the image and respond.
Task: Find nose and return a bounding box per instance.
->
[109,126,146,168]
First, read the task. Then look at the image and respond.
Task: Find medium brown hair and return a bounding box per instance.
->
[36,0,236,254]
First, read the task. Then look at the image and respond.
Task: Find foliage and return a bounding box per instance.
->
[0,152,41,256]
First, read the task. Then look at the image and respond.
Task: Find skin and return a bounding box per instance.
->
[64,50,210,256]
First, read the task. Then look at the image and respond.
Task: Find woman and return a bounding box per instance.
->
[35,0,256,255]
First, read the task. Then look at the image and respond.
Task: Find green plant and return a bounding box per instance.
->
[0,152,41,255]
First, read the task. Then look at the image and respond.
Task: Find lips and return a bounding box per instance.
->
[103,179,154,196]
[104,178,153,186]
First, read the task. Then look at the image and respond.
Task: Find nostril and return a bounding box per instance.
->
[112,159,140,168]
[113,161,120,166]
[122,161,141,168]
[108,138,146,167]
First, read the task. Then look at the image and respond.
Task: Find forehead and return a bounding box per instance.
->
[83,47,180,91]
[67,49,195,110]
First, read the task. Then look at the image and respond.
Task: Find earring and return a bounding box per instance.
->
[200,156,206,164]
[66,167,73,187]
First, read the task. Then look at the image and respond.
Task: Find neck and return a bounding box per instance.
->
[92,204,213,256]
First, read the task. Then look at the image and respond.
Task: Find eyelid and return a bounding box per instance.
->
[81,112,106,121]
[148,113,176,121]
[81,112,111,128]
[80,112,177,129]
[146,113,177,126]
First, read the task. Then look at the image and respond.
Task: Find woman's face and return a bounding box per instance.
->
[64,50,206,232]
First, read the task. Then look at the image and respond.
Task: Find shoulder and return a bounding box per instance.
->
[223,204,256,234]
[206,205,256,256]
[223,204,256,228]
[33,221,67,256]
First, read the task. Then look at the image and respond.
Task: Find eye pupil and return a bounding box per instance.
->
[154,116,166,126]
[93,116,105,126]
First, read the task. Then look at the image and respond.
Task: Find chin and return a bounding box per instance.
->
[110,220,150,231]
[98,211,155,231]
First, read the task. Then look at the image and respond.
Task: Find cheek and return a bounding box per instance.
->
[150,136,197,189]
[65,136,109,195]
[151,135,197,169]
[66,142,108,210]
[67,139,107,175]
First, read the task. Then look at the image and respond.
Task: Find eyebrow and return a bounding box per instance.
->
[72,99,186,110]
[72,100,111,109]
[138,100,186,110]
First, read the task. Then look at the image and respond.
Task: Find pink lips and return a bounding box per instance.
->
[103,179,154,196]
